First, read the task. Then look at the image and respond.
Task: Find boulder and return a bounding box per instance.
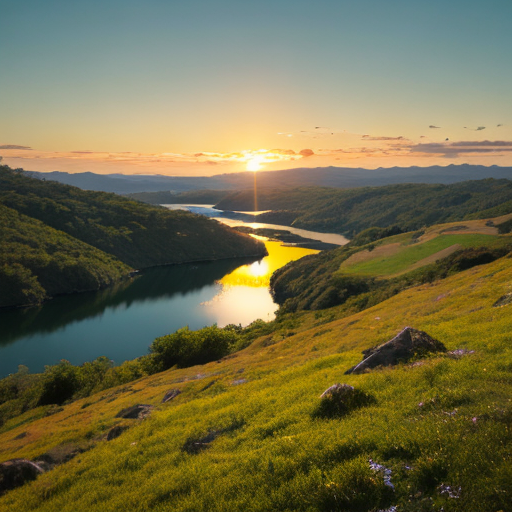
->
[493,292,512,307]
[315,384,374,418]
[182,431,220,454]
[345,327,446,375]
[0,459,43,495]
[115,404,154,419]
[162,389,181,403]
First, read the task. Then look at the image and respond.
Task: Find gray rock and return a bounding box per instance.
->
[162,389,181,403]
[115,404,154,419]
[345,327,446,375]
[0,459,44,495]
[493,292,512,307]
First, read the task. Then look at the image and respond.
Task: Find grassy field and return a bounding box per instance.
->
[1,249,511,511]
[339,234,501,276]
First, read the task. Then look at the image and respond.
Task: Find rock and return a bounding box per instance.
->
[0,459,44,495]
[162,389,181,403]
[182,431,220,454]
[345,327,446,375]
[107,425,129,441]
[315,384,374,418]
[115,404,154,419]
[493,292,512,307]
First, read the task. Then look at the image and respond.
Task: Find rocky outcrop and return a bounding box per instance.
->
[493,292,512,307]
[115,404,154,419]
[162,389,181,403]
[345,327,446,375]
[0,459,44,495]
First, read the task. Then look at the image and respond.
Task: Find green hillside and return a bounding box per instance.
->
[0,204,129,308]
[270,219,512,312]
[0,166,266,270]
[0,247,511,511]
[214,180,512,235]
[0,166,266,307]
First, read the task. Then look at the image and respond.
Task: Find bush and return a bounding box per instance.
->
[37,360,80,406]
[147,325,241,372]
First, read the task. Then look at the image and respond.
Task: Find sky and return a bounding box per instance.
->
[1,0,511,175]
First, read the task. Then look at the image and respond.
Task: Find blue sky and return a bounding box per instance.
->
[1,0,511,174]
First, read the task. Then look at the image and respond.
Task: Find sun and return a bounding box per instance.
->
[246,156,263,172]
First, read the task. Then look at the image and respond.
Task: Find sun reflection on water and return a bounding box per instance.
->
[220,240,318,288]
[202,240,319,326]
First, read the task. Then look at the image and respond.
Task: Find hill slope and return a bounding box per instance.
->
[0,253,511,511]
[0,204,129,307]
[270,218,512,312]
[215,180,512,235]
[0,166,265,267]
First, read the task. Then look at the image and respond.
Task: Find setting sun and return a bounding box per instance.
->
[246,156,263,172]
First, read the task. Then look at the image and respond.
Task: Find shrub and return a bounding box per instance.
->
[147,325,240,372]
[37,360,80,406]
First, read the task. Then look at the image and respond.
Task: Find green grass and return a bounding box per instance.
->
[340,234,500,276]
[1,255,511,511]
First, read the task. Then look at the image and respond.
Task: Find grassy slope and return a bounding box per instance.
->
[0,166,266,269]
[0,255,511,511]
[270,218,512,312]
[0,204,130,307]
[214,180,512,235]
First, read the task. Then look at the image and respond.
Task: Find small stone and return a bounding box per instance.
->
[162,389,181,403]
[107,425,129,441]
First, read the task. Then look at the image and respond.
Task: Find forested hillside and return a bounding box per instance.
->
[0,205,129,308]
[0,166,266,307]
[215,180,512,235]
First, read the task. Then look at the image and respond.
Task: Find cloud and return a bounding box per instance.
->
[429,125,441,129]
[464,126,486,131]
[409,140,512,157]
[361,135,406,141]
[0,144,32,150]
[497,124,503,127]
[299,148,314,157]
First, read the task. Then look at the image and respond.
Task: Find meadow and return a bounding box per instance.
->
[1,239,510,511]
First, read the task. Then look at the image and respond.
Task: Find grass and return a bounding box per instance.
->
[0,252,511,511]
[339,234,500,276]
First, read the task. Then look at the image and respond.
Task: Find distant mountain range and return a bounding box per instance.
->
[22,164,512,194]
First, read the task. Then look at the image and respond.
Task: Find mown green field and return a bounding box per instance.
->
[1,250,511,511]
[339,234,502,276]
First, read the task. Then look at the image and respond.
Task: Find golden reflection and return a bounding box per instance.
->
[220,241,319,288]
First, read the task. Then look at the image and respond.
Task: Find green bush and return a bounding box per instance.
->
[147,325,241,372]
[38,360,81,406]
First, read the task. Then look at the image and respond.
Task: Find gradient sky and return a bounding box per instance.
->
[1,0,511,175]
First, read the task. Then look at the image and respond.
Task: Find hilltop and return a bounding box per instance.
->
[214,179,512,235]
[20,164,512,194]
[0,166,266,307]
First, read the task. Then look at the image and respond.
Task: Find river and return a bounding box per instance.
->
[0,206,348,377]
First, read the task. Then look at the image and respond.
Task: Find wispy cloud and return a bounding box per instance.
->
[429,125,441,129]
[0,144,32,150]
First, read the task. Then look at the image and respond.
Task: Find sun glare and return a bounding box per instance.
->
[246,156,262,172]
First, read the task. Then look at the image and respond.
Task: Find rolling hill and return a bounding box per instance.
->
[0,230,510,511]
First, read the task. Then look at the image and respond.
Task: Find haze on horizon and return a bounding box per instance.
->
[1,0,511,176]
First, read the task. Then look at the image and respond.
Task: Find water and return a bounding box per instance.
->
[164,204,350,246]
[0,241,318,377]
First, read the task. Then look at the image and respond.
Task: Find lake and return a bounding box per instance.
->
[0,206,347,377]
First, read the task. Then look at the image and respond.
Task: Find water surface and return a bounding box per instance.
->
[0,241,317,377]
